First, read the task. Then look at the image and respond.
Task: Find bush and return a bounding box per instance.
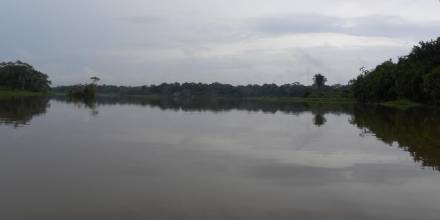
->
[67,84,97,99]
[0,61,51,92]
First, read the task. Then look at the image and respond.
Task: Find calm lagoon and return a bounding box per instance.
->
[1,97,439,220]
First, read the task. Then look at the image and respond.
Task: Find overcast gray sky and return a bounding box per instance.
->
[1,0,440,86]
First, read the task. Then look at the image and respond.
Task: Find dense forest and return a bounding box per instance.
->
[0,61,51,92]
[351,37,440,104]
[53,76,351,99]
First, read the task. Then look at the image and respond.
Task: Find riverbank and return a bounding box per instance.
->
[244,96,356,104]
[83,94,357,105]
[108,95,429,109]
[0,90,47,97]
[381,99,422,109]
[7,91,429,110]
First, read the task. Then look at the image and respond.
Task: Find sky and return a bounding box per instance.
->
[1,0,440,86]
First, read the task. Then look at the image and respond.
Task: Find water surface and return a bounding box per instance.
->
[1,97,440,220]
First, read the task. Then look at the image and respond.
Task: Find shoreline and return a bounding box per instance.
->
[0,90,47,98]
[2,91,428,109]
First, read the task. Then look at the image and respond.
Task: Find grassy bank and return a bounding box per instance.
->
[381,99,422,109]
[8,90,429,110]
[49,92,431,109]
[244,96,356,104]
[0,90,47,97]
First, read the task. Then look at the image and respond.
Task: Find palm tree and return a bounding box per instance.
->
[90,76,100,85]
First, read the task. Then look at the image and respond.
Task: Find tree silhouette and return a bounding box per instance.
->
[90,76,100,85]
[313,74,327,89]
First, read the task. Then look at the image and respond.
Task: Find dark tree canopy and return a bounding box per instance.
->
[351,37,440,104]
[313,74,327,89]
[53,81,352,99]
[0,61,51,92]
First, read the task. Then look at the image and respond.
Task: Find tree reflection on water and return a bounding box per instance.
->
[2,96,440,171]
[0,96,49,127]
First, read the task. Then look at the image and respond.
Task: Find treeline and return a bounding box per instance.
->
[53,82,352,98]
[0,61,51,92]
[351,37,440,104]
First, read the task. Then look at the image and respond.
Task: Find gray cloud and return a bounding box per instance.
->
[1,0,440,85]
[118,16,161,25]
[251,14,440,39]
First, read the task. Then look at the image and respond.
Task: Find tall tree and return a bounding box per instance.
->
[313,74,327,89]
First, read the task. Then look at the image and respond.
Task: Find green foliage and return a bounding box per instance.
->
[423,66,440,104]
[352,60,398,102]
[0,90,46,97]
[381,99,421,109]
[0,61,51,92]
[351,37,440,104]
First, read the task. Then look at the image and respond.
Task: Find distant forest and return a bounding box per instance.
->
[351,37,440,104]
[53,77,352,99]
